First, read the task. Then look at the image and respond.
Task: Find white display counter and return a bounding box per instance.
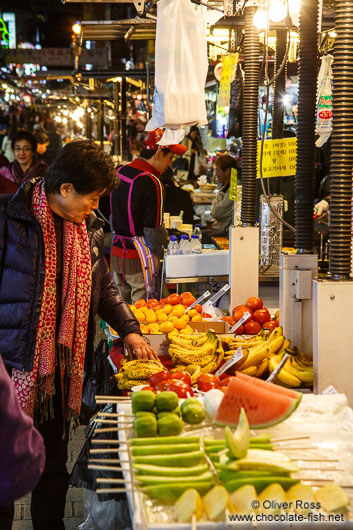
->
[164,251,229,279]
[116,394,353,530]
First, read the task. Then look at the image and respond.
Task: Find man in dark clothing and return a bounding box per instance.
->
[160,167,194,224]
[0,140,155,530]
[43,123,63,165]
[110,128,187,303]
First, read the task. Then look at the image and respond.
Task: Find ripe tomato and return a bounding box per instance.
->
[151,304,163,312]
[194,304,203,314]
[276,316,280,326]
[199,381,221,392]
[182,296,196,307]
[235,324,244,335]
[262,320,277,331]
[243,320,262,335]
[220,387,228,393]
[197,373,221,387]
[149,371,172,387]
[180,291,193,299]
[154,380,173,392]
[146,298,159,308]
[140,385,155,392]
[167,293,182,306]
[246,296,263,312]
[222,316,235,325]
[166,379,194,398]
[201,312,212,318]
[220,376,236,386]
[159,297,168,305]
[135,299,146,308]
[232,305,253,323]
[171,371,192,386]
[253,308,271,324]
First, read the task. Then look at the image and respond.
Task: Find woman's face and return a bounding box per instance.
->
[190,130,198,141]
[14,140,34,167]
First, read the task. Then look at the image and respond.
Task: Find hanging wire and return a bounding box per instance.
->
[258,0,296,232]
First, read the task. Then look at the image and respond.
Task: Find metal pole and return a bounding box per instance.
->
[114,81,121,158]
[121,77,128,161]
[146,61,150,120]
[97,99,104,145]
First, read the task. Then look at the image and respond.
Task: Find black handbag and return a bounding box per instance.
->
[80,339,116,425]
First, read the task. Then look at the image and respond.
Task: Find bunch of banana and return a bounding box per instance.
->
[268,348,314,387]
[221,334,265,352]
[115,359,166,390]
[168,331,218,367]
[220,326,285,379]
[168,331,224,375]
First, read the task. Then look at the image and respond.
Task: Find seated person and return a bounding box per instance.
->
[203,154,239,237]
[160,167,194,224]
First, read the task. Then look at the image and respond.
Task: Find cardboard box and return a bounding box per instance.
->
[190,320,226,333]
[142,334,170,356]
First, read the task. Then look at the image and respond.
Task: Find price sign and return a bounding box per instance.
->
[257,138,297,178]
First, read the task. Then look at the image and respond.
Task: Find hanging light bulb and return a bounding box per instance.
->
[269,0,286,22]
[253,8,267,30]
[288,0,300,15]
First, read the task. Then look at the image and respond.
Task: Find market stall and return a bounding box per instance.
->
[91,382,353,529]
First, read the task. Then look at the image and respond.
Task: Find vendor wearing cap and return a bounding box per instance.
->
[110,128,187,303]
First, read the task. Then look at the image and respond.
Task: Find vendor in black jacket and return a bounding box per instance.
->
[0,139,155,530]
[160,167,194,224]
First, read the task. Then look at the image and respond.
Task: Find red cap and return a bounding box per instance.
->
[143,128,187,155]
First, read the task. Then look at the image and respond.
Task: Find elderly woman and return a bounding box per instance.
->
[0,130,48,194]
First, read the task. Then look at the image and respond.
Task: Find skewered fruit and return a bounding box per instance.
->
[175,489,203,522]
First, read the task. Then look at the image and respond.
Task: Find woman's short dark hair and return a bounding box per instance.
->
[34,132,49,145]
[45,140,119,195]
[215,154,237,172]
[12,131,37,153]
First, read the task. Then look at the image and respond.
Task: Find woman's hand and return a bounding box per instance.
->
[124,333,158,360]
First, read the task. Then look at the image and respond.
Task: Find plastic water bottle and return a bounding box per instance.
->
[179,234,192,255]
[191,234,202,254]
[168,235,180,255]
[192,224,202,241]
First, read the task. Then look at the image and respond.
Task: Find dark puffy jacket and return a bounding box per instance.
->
[0,178,140,373]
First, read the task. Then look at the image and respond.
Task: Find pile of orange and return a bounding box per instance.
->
[129,292,205,334]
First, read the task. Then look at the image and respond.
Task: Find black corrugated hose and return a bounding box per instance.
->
[272,29,287,141]
[241,6,260,226]
[329,0,353,279]
[295,0,319,251]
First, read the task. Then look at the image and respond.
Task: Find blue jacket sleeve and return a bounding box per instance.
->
[0,355,45,506]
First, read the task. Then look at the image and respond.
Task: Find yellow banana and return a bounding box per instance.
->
[273,339,291,357]
[116,375,148,390]
[237,366,257,376]
[256,357,269,378]
[267,326,283,343]
[268,336,285,356]
[236,345,269,371]
[268,351,285,373]
[276,368,301,387]
[287,358,313,383]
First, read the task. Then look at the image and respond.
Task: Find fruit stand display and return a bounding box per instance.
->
[92,384,353,529]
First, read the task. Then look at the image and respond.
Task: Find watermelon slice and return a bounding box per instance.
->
[214,377,301,429]
[236,372,300,400]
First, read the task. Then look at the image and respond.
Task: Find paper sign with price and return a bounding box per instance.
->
[257,138,297,178]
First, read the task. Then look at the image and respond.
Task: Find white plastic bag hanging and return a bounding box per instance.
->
[146,0,208,130]
[315,54,333,147]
